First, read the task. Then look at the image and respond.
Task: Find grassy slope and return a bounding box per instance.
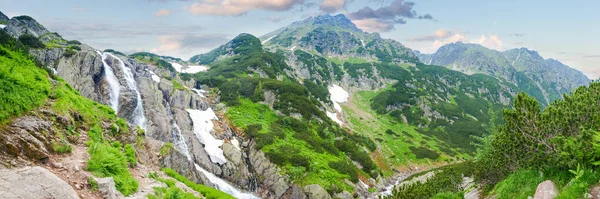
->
[226,98,354,191]
[342,88,470,176]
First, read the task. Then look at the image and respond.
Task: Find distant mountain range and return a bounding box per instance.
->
[415,42,590,104]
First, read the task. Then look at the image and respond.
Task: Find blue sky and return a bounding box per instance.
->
[3,0,599,78]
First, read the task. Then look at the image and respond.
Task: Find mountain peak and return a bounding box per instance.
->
[294,14,360,32]
[0,11,8,23]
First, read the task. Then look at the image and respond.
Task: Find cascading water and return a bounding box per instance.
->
[107,53,147,130]
[97,51,121,112]
[194,164,260,199]
[165,101,191,160]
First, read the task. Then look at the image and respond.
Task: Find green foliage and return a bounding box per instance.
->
[387,168,463,199]
[103,49,126,56]
[52,141,72,154]
[63,49,76,57]
[124,144,136,167]
[88,177,99,191]
[66,40,81,45]
[87,142,138,196]
[490,169,542,199]
[432,192,464,199]
[0,45,50,123]
[148,176,200,199]
[162,168,235,199]
[129,52,176,72]
[409,146,440,160]
[161,142,174,156]
[171,79,186,91]
[14,15,34,21]
[18,34,45,49]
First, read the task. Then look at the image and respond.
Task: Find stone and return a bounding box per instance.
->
[533,180,558,199]
[334,191,353,199]
[588,184,600,199]
[96,177,118,199]
[303,184,332,199]
[51,162,63,169]
[0,166,78,199]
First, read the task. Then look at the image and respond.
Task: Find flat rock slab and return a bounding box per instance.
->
[0,166,79,199]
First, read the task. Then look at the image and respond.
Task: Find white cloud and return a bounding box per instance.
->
[151,34,229,59]
[184,0,305,16]
[352,18,393,32]
[154,9,172,17]
[475,34,504,51]
[320,0,346,13]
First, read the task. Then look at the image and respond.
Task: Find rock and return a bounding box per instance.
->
[4,16,50,38]
[334,191,353,199]
[588,184,600,199]
[533,180,558,199]
[96,177,118,199]
[248,141,289,198]
[0,166,78,199]
[51,162,63,169]
[72,163,80,172]
[0,11,9,23]
[303,184,332,199]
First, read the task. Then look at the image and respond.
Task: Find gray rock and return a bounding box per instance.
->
[588,184,600,199]
[533,180,558,199]
[249,141,289,198]
[303,184,332,199]
[0,11,9,23]
[0,166,78,199]
[4,16,49,38]
[96,177,118,199]
[334,191,353,199]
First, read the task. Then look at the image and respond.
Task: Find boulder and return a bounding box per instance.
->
[0,166,78,199]
[303,184,332,199]
[533,180,558,199]
[96,177,118,199]
[588,184,600,199]
[334,191,353,199]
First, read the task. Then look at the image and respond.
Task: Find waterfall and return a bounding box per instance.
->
[194,164,260,199]
[107,53,147,130]
[97,51,121,113]
[165,101,191,160]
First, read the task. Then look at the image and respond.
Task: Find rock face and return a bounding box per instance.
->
[533,180,558,199]
[4,16,49,38]
[0,166,79,199]
[0,11,9,23]
[303,184,332,199]
[589,184,600,199]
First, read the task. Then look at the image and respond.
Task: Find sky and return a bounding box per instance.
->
[2,0,600,79]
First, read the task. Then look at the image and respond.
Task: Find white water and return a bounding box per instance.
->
[187,108,227,165]
[172,123,191,160]
[194,164,260,199]
[261,35,276,45]
[170,62,209,73]
[145,69,161,83]
[192,88,206,98]
[98,51,122,113]
[109,53,147,130]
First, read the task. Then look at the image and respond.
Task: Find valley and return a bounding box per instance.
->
[0,6,596,199]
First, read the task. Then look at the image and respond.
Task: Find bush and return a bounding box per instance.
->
[163,168,235,199]
[387,168,462,199]
[328,159,358,183]
[87,142,139,196]
[63,49,76,57]
[124,144,136,167]
[160,142,174,156]
[52,141,72,154]
[409,146,440,160]
[18,34,45,49]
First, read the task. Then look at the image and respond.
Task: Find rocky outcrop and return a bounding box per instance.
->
[533,180,558,199]
[303,184,332,199]
[0,114,58,165]
[588,184,600,199]
[0,166,79,199]
[248,141,289,198]
[96,177,120,199]
[4,16,49,38]
[0,11,9,23]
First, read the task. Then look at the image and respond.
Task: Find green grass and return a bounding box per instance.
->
[343,89,466,175]
[52,141,73,154]
[171,79,186,91]
[148,175,200,199]
[0,46,51,123]
[50,79,117,126]
[87,140,139,196]
[226,98,356,192]
[162,168,235,199]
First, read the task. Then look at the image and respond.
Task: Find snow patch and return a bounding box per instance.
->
[187,108,227,165]
[326,111,343,126]
[290,46,297,51]
[329,84,349,113]
[231,138,241,150]
[361,39,366,47]
[145,69,161,83]
[170,62,209,73]
[0,24,5,29]
[261,35,276,45]
[192,88,206,98]
[195,164,260,199]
